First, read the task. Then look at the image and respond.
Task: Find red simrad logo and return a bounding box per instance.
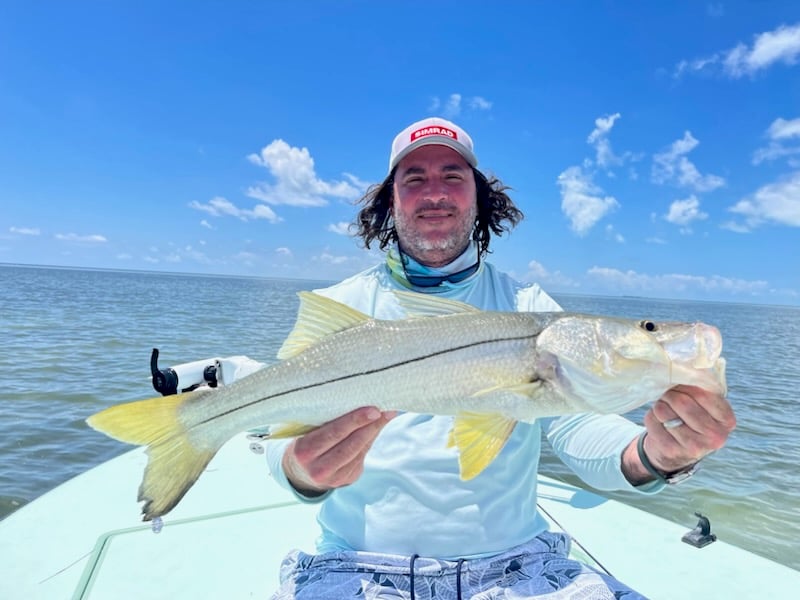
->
[410,126,458,142]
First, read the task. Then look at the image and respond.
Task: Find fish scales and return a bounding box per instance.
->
[172,313,541,456]
[184,311,554,439]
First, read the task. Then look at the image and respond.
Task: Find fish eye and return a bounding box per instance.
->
[639,320,657,332]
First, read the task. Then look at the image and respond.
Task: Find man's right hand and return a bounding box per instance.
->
[282,406,396,496]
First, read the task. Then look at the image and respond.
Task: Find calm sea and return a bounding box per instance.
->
[1,264,798,572]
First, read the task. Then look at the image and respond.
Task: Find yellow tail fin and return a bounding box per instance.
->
[87,393,190,446]
[87,393,219,521]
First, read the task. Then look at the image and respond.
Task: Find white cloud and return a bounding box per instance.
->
[469,96,492,111]
[55,233,107,243]
[144,243,219,266]
[727,171,800,230]
[652,131,725,192]
[719,220,751,233]
[314,250,350,265]
[664,195,709,228]
[443,94,462,118]
[753,143,800,165]
[327,222,351,235]
[673,55,720,78]
[674,22,800,79]
[753,117,800,165]
[556,165,619,235]
[430,94,493,118]
[588,266,769,296]
[343,172,370,190]
[587,113,624,169]
[525,260,579,288]
[767,117,800,139]
[587,113,620,144]
[526,260,549,280]
[9,226,40,236]
[189,196,281,224]
[605,224,625,243]
[246,139,363,207]
[582,114,642,174]
[233,251,258,265]
[275,247,292,257]
[180,245,215,265]
[200,219,214,229]
[724,22,800,77]
[430,94,462,118]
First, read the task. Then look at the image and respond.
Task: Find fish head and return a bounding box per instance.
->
[535,315,726,414]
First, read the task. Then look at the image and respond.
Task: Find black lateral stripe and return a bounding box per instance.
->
[196,332,537,426]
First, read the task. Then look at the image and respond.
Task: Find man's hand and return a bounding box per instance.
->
[623,385,736,485]
[282,406,396,496]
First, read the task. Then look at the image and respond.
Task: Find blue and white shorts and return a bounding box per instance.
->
[269,531,647,599]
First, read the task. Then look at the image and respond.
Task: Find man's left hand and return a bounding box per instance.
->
[623,385,736,484]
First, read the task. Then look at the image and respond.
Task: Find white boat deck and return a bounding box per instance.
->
[1,433,798,599]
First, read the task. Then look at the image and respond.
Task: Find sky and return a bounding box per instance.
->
[1,1,799,305]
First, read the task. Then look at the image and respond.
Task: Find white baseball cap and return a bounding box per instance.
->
[388,117,478,173]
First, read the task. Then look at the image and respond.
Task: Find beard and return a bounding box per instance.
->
[392,201,477,265]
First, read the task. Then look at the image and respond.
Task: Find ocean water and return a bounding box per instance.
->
[1,264,798,572]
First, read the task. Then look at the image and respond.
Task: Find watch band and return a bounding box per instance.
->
[637,432,699,485]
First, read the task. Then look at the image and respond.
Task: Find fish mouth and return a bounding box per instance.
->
[656,322,723,369]
[668,356,727,397]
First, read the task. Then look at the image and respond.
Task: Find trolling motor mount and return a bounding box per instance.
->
[150,348,218,396]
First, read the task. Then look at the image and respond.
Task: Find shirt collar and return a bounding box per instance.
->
[386,242,481,290]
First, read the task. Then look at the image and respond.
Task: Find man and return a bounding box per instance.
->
[266,117,736,599]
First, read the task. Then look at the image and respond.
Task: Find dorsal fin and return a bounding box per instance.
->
[277,292,371,360]
[394,290,481,318]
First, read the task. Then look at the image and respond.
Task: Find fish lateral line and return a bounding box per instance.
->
[194,331,541,427]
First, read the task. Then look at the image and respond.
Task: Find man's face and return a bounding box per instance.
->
[391,145,478,268]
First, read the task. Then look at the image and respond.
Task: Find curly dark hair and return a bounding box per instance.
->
[354,168,523,257]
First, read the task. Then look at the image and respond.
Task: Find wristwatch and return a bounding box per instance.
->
[637,432,700,485]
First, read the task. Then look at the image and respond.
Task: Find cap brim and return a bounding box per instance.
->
[390,138,478,173]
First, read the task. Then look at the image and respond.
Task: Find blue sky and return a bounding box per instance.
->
[1,2,799,305]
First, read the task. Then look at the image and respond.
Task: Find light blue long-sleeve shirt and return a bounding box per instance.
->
[265,256,662,559]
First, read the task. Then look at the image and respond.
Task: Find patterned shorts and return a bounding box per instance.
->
[268,531,647,599]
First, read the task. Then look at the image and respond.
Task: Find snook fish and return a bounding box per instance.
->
[87,291,727,521]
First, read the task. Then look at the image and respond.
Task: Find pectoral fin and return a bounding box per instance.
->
[472,381,543,399]
[268,422,319,438]
[450,412,518,480]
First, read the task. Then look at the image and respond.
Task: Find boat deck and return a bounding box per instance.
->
[1,434,797,599]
